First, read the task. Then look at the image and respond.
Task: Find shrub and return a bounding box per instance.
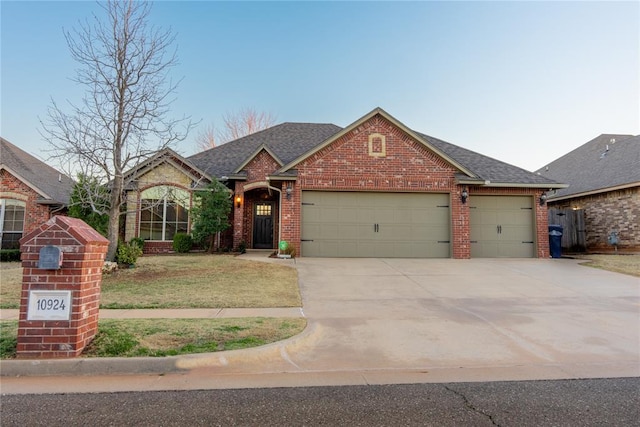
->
[172,233,193,253]
[116,241,143,266]
[237,240,247,254]
[129,237,145,250]
[0,249,21,262]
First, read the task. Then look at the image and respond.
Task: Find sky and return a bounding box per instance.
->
[1,1,639,173]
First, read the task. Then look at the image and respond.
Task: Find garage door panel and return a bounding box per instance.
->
[498,241,534,258]
[502,224,533,242]
[471,241,499,258]
[301,191,450,258]
[469,195,535,258]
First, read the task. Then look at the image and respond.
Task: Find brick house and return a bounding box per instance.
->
[536,134,639,252]
[123,108,564,258]
[0,137,73,249]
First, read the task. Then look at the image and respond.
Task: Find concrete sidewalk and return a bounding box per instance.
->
[0,307,304,320]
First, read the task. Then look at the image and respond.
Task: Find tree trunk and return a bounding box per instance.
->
[106,174,123,261]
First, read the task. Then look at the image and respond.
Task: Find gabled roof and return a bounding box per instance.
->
[187,123,342,179]
[233,144,284,174]
[186,108,564,189]
[535,134,639,200]
[278,107,477,178]
[0,137,73,205]
[122,148,213,189]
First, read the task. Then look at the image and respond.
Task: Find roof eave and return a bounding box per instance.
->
[227,173,247,181]
[0,165,54,200]
[479,182,568,189]
[455,174,567,189]
[123,148,213,184]
[36,199,67,206]
[548,181,639,202]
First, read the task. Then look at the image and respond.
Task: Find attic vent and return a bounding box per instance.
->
[368,133,386,158]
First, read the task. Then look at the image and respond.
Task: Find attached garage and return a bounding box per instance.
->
[301,191,450,258]
[469,195,535,258]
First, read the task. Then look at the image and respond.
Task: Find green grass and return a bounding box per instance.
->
[0,321,18,358]
[0,318,306,359]
[1,254,301,309]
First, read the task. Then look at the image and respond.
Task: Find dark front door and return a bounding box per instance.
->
[253,202,274,249]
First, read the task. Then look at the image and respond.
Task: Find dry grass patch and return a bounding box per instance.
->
[574,254,640,277]
[0,262,22,309]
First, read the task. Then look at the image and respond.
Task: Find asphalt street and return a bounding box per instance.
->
[2,378,639,427]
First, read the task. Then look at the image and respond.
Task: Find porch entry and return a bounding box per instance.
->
[253,202,274,249]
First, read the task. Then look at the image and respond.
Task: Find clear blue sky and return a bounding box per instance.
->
[2,1,638,172]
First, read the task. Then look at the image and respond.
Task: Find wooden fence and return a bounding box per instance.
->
[548,208,586,252]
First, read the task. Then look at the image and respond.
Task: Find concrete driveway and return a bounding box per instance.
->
[286,257,639,381]
[179,257,639,384]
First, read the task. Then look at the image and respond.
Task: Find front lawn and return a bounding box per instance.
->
[0,254,305,359]
[0,317,306,359]
[0,254,300,309]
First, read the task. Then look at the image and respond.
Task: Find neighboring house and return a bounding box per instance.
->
[122,107,565,259]
[0,137,74,249]
[535,134,640,252]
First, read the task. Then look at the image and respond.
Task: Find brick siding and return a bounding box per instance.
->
[550,187,639,252]
[1,170,59,240]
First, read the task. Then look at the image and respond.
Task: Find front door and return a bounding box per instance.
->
[253,202,274,249]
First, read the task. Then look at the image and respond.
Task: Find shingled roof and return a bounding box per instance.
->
[416,132,561,186]
[187,108,562,189]
[187,123,342,178]
[0,137,73,206]
[534,134,639,200]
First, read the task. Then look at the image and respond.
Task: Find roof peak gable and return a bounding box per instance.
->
[277,107,477,177]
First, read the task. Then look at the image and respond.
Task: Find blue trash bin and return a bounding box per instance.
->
[548,224,563,258]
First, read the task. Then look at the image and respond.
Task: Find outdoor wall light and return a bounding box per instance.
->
[461,188,469,204]
[539,193,547,206]
[235,195,242,208]
[286,184,293,200]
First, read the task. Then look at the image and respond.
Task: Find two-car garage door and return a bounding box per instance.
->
[301,191,450,258]
[301,191,536,258]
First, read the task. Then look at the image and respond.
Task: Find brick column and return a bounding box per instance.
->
[232,182,245,250]
[280,181,300,255]
[451,187,471,259]
[536,190,551,258]
[17,216,109,358]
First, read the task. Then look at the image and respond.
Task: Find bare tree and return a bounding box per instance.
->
[194,122,218,151]
[195,108,276,151]
[40,0,193,261]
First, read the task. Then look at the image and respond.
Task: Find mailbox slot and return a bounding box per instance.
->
[38,245,63,270]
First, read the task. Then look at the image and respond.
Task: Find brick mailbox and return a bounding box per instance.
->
[17,216,109,358]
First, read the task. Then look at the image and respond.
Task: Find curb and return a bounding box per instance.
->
[0,322,321,378]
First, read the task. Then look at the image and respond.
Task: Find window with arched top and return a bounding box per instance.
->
[139,186,190,241]
[0,199,26,249]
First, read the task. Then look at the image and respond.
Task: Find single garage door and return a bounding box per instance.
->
[301,191,450,258]
[469,195,535,258]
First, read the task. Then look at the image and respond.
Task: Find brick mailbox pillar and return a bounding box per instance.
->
[17,216,109,358]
